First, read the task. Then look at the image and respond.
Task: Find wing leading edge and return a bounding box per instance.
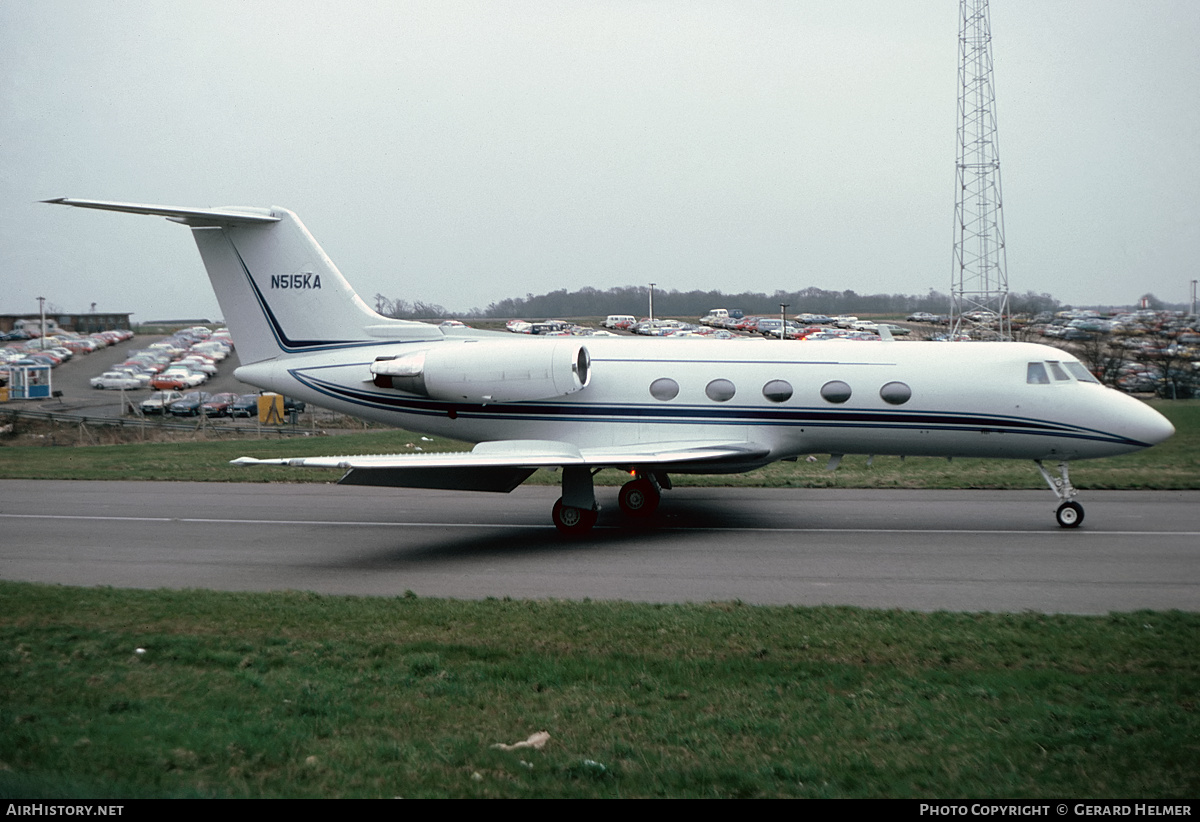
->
[231,438,772,492]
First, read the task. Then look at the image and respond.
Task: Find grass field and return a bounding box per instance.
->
[2,401,1196,798]
[2,582,1197,799]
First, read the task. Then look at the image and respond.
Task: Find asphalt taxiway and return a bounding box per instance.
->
[2,481,1196,613]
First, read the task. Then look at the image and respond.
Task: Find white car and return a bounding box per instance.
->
[176,356,218,375]
[110,367,154,387]
[90,371,144,390]
[140,390,185,414]
[158,366,208,387]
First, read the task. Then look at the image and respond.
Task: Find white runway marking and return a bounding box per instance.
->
[3,512,1197,537]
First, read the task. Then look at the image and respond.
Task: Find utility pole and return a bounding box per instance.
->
[951,0,1011,341]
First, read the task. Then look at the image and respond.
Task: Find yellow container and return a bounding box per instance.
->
[258,393,286,424]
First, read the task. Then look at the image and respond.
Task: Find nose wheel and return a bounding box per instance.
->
[1055,500,1084,528]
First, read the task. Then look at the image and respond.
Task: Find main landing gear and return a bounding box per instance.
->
[617,475,662,518]
[551,465,600,535]
[550,468,669,535]
[1035,460,1084,528]
[551,496,598,535]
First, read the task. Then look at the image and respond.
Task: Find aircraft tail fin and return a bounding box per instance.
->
[45,198,439,364]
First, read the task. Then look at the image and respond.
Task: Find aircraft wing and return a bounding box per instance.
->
[231,438,771,492]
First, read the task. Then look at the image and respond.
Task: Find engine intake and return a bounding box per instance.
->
[371,339,590,403]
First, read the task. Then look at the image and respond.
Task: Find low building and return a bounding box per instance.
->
[0,312,133,335]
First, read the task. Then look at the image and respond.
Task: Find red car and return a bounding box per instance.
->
[200,392,241,416]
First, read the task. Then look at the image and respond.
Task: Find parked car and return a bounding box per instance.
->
[151,366,206,390]
[140,390,185,415]
[229,393,260,418]
[229,393,307,418]
[169,392,214,416]
[200,392,241,416]
[90,371,143,390]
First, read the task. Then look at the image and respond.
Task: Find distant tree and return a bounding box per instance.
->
[1067,332,1128,387]
[376,297,449,320]
[1010,290,1061,316]
[1137,340,1198,399]
[478,284,1064,321]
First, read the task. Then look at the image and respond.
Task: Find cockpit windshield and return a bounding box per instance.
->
[1027,360,1100,385]
[1062,361,1100,383]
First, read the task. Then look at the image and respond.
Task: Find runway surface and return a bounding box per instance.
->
[2,481,1197,613]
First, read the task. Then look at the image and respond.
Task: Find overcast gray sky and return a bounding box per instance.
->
[3,1,1198,321]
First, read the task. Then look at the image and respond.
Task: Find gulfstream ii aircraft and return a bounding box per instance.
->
[47,198,1175,533]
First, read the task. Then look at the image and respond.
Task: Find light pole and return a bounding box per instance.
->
[37,296,46,349]
[648,282,656,323]
[1191,279,1197,315]
[779,303,789,341]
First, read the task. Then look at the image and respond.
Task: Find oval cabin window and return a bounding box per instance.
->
[649,377,679,401]
[820,380,852,404]
[879,381,912,405]
[705,379,736,402]
[762,379,793,403]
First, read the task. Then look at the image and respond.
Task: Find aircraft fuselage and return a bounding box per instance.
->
[236,336,1171,468]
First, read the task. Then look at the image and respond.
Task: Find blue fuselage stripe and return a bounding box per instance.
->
[289,370,1149,449]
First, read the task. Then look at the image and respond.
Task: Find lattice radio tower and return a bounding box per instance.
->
[951,0,1011,340]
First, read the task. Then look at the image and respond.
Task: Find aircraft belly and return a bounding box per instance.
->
[801,423,1089,461]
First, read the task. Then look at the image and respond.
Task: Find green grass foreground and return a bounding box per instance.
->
[1,582,1196,799]
[1,400,1196,489]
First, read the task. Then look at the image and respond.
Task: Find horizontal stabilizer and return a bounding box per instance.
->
[43,198,279,226]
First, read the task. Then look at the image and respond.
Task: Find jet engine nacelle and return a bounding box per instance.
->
[371,339,591,403]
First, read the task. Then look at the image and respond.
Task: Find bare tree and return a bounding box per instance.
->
[1066,332,1129,387]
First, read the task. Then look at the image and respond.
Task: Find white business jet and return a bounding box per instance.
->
[46,198,1175,533]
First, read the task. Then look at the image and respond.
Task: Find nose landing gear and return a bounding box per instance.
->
[1035,460,1084,528]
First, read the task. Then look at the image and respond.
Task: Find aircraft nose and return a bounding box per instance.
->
[1134,403,1175,446]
